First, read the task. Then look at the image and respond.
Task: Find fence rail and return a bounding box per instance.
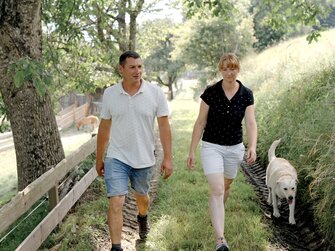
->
[0,137,97,251]
[56,103,88,129]
[0,103,89,153]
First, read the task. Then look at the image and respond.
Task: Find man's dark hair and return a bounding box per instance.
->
[119,51,141,65]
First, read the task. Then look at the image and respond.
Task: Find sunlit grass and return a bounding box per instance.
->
[143,92,271,250]
[241,28,335,246]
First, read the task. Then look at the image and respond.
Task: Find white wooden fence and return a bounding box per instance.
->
[0,103,89,153]
[56,103,88,129]
[0,137,97,251]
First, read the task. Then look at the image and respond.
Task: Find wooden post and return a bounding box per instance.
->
[48,186,59,210]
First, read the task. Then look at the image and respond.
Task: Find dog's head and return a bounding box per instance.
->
[277,176,297,205]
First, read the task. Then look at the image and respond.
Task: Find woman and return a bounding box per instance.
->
[187,53,257,251]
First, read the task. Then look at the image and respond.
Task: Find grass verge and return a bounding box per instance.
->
[143,97,271,250]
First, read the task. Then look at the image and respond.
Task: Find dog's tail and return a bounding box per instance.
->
[268,139,281,162]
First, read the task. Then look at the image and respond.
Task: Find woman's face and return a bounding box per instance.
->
[221,66,239,82]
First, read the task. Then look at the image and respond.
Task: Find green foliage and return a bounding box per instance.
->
[173,16,255,95]
[183,0,235,19]
[250,0,287,51]
[0,97,10,133]
[7,57,53,97]
[138,19,184,94]
[256,68,335,245]
[42,0,84,40]
[242,30,335,246]
[254,0,334,44]
[41,0,135,102]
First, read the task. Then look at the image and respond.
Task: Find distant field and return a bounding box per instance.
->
[0,127,92,205]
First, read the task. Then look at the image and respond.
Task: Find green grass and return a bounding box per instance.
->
[40,179,109,251]
[0,199,49,251]
[241,28,335,246]
[143,96,271,250]
[0,156,97,251]
[34,95,271,251]
[3,28,335,249]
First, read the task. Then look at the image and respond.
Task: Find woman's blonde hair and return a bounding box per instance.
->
[218,53,240,72]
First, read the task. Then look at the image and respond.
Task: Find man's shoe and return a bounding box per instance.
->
[137,214,150,239]
[111,248,123,251]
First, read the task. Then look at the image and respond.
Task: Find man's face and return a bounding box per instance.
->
[119,57,142,84]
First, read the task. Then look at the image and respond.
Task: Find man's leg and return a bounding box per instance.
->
[135,193,150,216]
[108,195,126,245]
[131,166,153,239]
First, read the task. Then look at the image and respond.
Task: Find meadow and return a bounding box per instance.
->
[1,28,334,250]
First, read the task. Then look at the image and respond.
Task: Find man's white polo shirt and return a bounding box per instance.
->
[101,80,169,168]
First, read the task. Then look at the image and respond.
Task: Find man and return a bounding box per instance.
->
[96,50,173,251]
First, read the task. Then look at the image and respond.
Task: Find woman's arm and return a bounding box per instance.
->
[187,100,209,170]
[245,104,257,164]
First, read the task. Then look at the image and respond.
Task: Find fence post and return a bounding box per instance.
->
[48,186,59,209]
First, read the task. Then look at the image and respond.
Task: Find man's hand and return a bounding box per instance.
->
[96,161,105,176]
[160,158,173,180]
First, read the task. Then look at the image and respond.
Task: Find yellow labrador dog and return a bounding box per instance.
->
[266,139,297,224]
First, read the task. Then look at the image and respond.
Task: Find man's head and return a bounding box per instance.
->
[118,51,142,85]
[119,50,141,66]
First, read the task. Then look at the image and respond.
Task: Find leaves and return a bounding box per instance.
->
[8,57,53,97]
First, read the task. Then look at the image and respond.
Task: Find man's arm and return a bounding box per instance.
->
[157,116,173,179]
[96,118,112,176]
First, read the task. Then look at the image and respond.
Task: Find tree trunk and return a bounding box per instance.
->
[117,0,128,52]
[128,0,144,50]
[0,0,65,190]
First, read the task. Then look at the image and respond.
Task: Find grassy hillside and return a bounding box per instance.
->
[240,29,335,246]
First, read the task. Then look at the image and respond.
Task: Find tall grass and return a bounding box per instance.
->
[240,29,335,246]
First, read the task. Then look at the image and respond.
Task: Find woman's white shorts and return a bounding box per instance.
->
[200,141,245,179]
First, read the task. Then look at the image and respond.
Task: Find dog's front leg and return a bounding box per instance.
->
[289,199,296,224]
[271,189,280,218]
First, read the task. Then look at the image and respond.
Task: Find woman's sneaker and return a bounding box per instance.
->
[216,237,229,251]
[137,214,150,239]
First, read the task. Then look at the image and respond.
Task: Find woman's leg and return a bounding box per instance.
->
[224,178,234,203]
[206,172,225,238]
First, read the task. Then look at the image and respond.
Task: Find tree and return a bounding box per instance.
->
[250,0,286,51]
[182,0,335,43]
[42,0,147,103]
[0,0,65,190]
[138,19,184,100]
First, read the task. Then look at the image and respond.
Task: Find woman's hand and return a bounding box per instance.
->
[246,148,257,164]
[187,152,196,170]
